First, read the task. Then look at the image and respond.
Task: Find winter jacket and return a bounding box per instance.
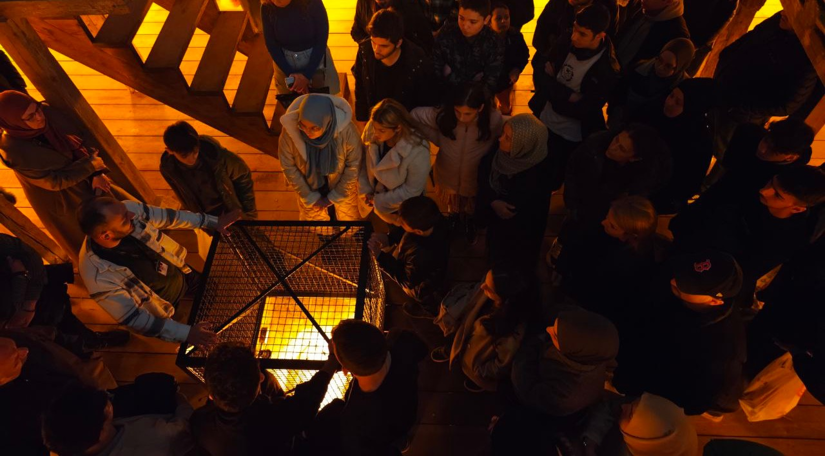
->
[79,201,219,343]
[495,28,530,92]
[160,135,257,220]
[0,234,47,320]
[98,402,194,456]
[714,13,819,121]
[614,279,746,415]
[411,106,503,197]
[449,285,525,391]
[358,124,431,218]
[614,2,690,68]
[352,39,434,122]
[530,36,621,139]
[191,370,332,456]
[377,219,450,306]
[279,94,363,209]
[532,0,618,56]
[350,0,434,52]
[433,20,505,93]
[563,130,671,228]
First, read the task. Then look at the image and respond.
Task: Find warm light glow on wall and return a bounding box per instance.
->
[215,0,244,11]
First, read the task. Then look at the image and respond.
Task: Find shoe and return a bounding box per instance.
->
[463,379,484,393]
[84,330,131,350]
[430,345,449,363]
[403,301,435,319]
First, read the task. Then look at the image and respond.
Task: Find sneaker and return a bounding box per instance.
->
[84,330,131,350]
[463,379,484,393]
[430,345,449,363]
[403,301,435,319]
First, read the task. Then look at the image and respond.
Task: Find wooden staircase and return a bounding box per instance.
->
[29,0,279,156]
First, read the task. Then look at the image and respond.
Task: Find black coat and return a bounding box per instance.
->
[682,0,737,47]
[191,371,332,456]
[495,28,530,92]
[532,0,618,56]
[159,135,257,219]
[476,145,552,267]
[530,36,621,139]
[714,13,819,120]
[614,9,690,68]
[352,40,434,121]
[350,0,434,52]
[614,278,746,415]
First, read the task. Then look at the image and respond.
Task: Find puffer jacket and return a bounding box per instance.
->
[159,135,257,219]
[358,122,431,218]
[278,94,363,208]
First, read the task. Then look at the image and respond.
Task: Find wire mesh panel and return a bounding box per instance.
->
[177,221,385,407]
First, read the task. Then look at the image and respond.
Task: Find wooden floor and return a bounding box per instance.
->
[2,1,825,454]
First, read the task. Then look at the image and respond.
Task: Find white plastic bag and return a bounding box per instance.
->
[739,352,807,422]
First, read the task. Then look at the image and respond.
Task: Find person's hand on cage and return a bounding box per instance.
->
[215,209,242,236]
[367,232,389,256]
[187,321,218,348]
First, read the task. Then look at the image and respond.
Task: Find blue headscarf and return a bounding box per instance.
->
[298,95,339,187]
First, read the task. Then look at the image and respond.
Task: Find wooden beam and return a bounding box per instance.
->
[232,32,273,113]
[145,0,209,69]
[239,0,262,34]
[31,17,277,156]
[0,0,128,19]
[190,11,247,93]
[94,0,153,47]
[781,0,825,86]
[698,0,767,77]
[805,94,825,132]
[0,17,157,204]
[154,0,257,57]
[0,197,70,265]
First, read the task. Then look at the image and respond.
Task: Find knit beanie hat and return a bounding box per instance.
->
[672,250,743,298]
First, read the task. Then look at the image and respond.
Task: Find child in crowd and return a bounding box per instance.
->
[412,83,504,243]
[433,0,505,95]
[489,2,530,115]
[368,196,450,316]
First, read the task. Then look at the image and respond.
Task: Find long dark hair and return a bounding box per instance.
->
[435,83,493,142]
[480,265,536,338]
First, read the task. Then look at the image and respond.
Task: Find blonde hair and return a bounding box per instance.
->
[369,98,423,143]
[609,196,657,247]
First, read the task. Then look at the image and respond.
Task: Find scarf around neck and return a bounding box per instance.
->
[489,114,548,194]
[298,95,340,187]
[0,90,89,161]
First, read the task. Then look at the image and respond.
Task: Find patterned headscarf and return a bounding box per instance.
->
[298,95,339,185]
[0,91,89,161]
[489,114,548,194]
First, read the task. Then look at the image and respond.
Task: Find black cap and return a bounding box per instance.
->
[672,250,743,298]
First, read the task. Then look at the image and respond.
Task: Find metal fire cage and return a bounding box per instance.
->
[176,221,385,406]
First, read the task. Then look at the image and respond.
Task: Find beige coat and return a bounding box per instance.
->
[449,285,525,392]
[358,121,432,219]
[279,94,362,220]
[411,107,503,197]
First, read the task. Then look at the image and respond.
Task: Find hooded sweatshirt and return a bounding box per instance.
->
[511,308,619,416]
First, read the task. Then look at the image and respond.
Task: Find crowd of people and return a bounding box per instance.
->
[1,0,825,455]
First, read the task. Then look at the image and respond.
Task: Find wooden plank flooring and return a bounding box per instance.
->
[1,1,825,454]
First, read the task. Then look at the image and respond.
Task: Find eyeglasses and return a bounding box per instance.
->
[21,101,43,123]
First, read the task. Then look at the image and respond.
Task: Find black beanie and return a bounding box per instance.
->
[672,250,743,298]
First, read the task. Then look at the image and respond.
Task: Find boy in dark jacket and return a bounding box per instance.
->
[531,4,621,190]
[670,166,825,310]
[352,8,434,123]
[433,0,505,95]
[368,196,450,316]
[614,0,689,68]
[490,2,530,115]
[533,0,618,56]
[191,342,336,456]
[614,249,746,415]
[350,0,434,52]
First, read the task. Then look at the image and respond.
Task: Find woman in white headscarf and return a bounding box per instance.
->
[279,94,362,221]
[580,392,699,455]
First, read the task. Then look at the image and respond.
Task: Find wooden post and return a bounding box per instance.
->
[0,0,129,18]
[805,94,825,132]
[0,17,157,204]
[698,0,767,77]
[781,0,825,134]
[239,0,262,34]
[0,197,70,265]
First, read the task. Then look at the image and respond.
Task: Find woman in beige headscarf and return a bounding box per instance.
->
[475,113,551,267]
[580,392,698,455]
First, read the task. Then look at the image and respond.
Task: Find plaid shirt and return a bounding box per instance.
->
[79,201,218,343]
